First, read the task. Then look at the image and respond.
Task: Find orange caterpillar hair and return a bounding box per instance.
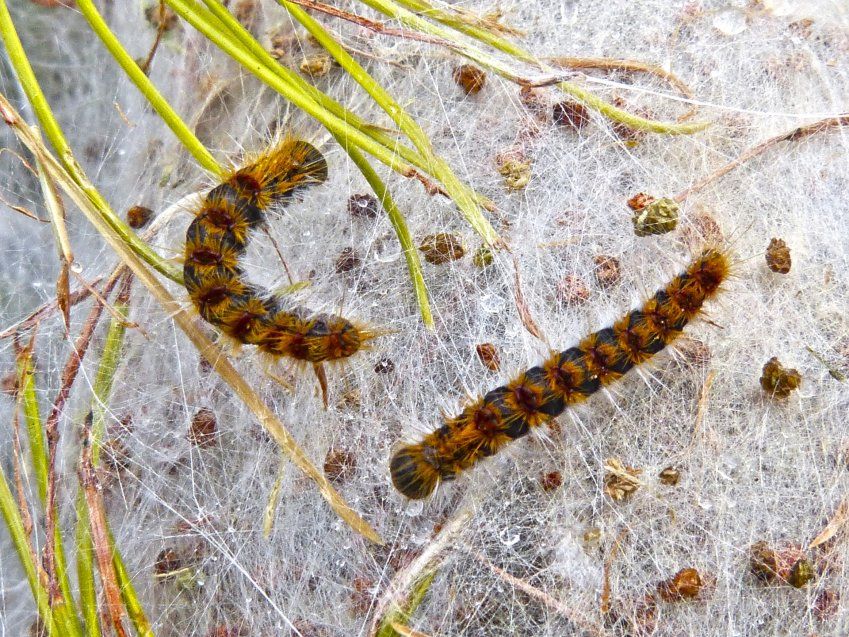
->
[183,138,374,364]
[390,249,730,499]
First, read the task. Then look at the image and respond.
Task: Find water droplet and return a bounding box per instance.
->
[480,293,506,314]
[499,528,520,547]
[713,9,747,36]
[70,261,83,273]
[374,244,401,263]
[405,500,424,517]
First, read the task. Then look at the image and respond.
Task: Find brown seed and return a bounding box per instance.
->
[335,247,361,273]
[126,205,154,229]
[453,64,486,94]
[323,448,357,485]
[420,233,465,265]
[658,466,680,486]
[374,358,394,375]
[627,192,656,211]
[603,458,642,501]
[476,343,500,371]
[656,568,704,602]
[188,407,217,448]
[540,471,563,492]
[760,357,801,398]
[154,548,182,576]
[593,255,621,289]
[675,337,712,367]
[765,237,792,274]
[553,100,589,130]
[557,274,591,305]
[347,193,381,219]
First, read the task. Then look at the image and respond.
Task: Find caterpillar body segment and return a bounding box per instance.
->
[390,249,730,499]
[182,138,375,367]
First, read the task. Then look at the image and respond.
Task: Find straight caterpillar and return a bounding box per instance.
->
[390,249,730,499]
[183,138,373,364]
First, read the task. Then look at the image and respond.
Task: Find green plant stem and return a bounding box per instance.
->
[0,467,61,636]
[198,0,488,212]
[393,0,531,60]
[360,0,709,134]
[17,343,84,637]
[280,0,498,244]
[75,498,99,637]
[76,0,222,176]
[73,285,154,636]
[0,0,183,282]
[16,345,47,502]
[340,141,433,328]
[166,0,413,175]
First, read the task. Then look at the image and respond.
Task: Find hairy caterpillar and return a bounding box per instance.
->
[183,138,374,366]
[390,249,730,499]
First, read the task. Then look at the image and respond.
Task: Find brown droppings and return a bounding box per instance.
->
[188,407,217,448]
[323,448,357,485]
[0,372,18,398]
[519,85,549,117]
[765,237,792,274]
[101,439,132,476]
[760,357,801,397]
[476,343,500,372]
[540,470,563,492]
[627,192,656,211]
[126,205,154,229]
[453,64,486,94]
[233,0,258,30]
[557,274,591,305]
[603,458,642,501]
[658,466,680,486]
[349,576,375,616]
[420,233,465,264]
[145,3,177,31]
[750,541,814,587]
[814,588,839,621]
[347,193,381,219]
[593,255,621,289]
[373,357,394,374]
[553,100,589,130]
[335,247,361,273]
[656,568,704,601]
[675,337,712,367]
[154,548,182,576]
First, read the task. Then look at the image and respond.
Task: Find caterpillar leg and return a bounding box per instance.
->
[312,362,329,409]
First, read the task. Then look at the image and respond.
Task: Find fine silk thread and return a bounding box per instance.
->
[183,138,372,363]
[390,249,731,499]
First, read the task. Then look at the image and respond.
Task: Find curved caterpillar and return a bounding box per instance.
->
[183,138,372,364]
[390,249,730,499]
